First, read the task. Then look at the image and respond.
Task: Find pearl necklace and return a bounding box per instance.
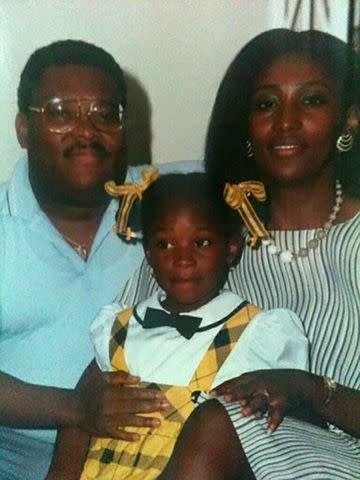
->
[261,179,343,263]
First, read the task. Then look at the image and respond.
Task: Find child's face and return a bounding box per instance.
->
[145,205,239,313]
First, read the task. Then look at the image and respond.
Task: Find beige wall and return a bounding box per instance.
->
[0,0,348,182]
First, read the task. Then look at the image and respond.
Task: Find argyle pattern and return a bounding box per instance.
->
[81,303,260,479]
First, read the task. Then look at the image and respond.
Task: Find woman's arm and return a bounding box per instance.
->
[304,373,360,437]
[159,399,254,480]
[212,369,360,437]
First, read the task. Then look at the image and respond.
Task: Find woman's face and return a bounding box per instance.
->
[248,55,341,185]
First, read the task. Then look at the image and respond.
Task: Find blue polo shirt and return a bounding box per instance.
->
[0,158,144,479]
[0,158,202,479]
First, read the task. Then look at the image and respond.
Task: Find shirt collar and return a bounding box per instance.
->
[136,290,247,329]
[5,157,119,230]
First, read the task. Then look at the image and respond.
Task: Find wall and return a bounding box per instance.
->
[0,0,349,182]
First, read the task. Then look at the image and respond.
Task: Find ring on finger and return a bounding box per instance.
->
[263,389,270,399]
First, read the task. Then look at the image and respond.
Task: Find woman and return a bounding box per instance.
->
[202,28,360,479]
[120,29,360,479]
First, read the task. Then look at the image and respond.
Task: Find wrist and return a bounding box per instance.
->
[299,371,320,408]
[306,374,336,416]
[58,388,82,428]
[323,376,337,406]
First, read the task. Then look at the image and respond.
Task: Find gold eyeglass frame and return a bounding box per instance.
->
[28,97,124,134]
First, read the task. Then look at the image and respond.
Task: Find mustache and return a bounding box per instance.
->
[64,139,110,157]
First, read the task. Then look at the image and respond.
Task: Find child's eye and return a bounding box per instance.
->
[194,238,211,248]
[155,239,173,249]
[302,93,327,107]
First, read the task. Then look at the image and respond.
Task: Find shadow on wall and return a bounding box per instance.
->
[124,71,152,166]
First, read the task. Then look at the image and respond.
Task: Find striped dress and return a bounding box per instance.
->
[119,212,360,479]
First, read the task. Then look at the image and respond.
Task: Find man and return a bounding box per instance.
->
[0,40,168,479]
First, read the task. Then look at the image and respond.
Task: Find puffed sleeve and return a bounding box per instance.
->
[213,308,309,388]
[90,303,124,371]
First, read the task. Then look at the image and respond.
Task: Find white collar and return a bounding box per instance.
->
[135,290,248,329]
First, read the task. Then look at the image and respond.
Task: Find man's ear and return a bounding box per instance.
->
[226,235,243,266]
[144,245,152,265]
[15,113,29,149]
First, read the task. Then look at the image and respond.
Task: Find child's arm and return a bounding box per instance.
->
[45,427,90,480]
[158,399,253,480]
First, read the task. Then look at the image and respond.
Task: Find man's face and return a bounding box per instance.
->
[17,64,125,206]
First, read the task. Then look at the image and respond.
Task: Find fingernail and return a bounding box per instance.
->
[267,424,275,434]
[154,392,165,399]
[152,419,161,427]
[160,401,170,408]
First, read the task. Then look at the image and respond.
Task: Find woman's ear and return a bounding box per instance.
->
[226,235,243,266]
[344,105,359,133]
[15,113,29,149]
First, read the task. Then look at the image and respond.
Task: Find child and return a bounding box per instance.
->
[47,171,308,479]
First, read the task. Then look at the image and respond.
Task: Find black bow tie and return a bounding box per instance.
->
[142,307,202,339]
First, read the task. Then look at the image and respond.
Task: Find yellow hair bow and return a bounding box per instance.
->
[224,181,268,247]
[105,167,160,240]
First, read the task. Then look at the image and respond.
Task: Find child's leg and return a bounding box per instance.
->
[45,426,90,479]
[159,399,255,480]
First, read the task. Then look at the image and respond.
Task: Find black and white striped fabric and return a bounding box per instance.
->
[119,212,360,479]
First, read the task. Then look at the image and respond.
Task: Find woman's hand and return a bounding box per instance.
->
[211,369,315,432]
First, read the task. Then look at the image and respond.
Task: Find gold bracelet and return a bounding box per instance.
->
[323,376,337,406]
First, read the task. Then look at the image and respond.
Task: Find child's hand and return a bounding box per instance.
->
[211,369,315,433]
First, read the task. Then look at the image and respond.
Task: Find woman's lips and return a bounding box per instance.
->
[271,141,304,157]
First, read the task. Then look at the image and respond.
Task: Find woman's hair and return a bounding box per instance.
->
[18,39,126,113]
[205,29,360,198]
[140,172,240,246]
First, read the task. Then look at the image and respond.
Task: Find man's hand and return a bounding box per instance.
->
[74,360,170,441]
[211,369,315,433]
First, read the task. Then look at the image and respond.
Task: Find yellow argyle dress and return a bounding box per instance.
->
[81,301,260,479]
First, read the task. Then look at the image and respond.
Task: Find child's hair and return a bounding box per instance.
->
[141,172,241,246]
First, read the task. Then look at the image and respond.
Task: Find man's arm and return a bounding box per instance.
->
[0,371,77,428]
[0,361,169,438]
[159,399,254,480]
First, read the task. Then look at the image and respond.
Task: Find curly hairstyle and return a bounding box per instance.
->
[17,39,126,113]
[205,29,360,199]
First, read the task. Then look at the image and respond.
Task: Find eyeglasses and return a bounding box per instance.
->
[28,97,124,134]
